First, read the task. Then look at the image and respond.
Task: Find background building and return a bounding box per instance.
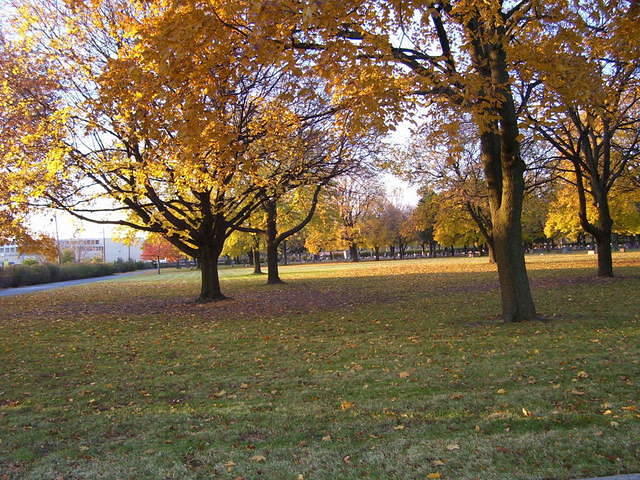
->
[0,238,143,265]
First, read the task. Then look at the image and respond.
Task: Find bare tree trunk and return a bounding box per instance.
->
[574,165,614,277]
[595,232,613,277]
[481,121,536,322]
[266,240,281,283]
[199,243,225,302]
[258,186,323,284]
[282,240,288,266]
[251,234,263,275]
[487,242,496,264]
[349,243,359,262]
[593,198,614,277]
[253,247,262,275]
[491,204,535,321]
[594,194,614,277]
[471,40,536,322]
[263,199,284,284]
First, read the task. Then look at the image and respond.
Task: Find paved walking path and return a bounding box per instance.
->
[0,269,150,297]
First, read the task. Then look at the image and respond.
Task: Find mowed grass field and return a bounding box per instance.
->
[1,253,639,480]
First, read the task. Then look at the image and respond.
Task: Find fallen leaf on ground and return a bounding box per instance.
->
[340,401,354,410]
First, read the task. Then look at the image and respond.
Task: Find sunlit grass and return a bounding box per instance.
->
[1,253,639,479]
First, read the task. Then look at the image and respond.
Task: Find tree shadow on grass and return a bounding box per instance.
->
[1,265,639,326]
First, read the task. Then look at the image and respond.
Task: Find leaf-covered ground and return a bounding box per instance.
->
[1,253,639,480]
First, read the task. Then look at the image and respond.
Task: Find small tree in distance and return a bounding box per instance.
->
[141,234,182,275]
[17,233,58,263]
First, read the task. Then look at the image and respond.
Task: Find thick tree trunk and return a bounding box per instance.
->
[487,242,496,264]
[266,240,282,284]
[482,132,537,322]
[264,199,284,284]
[594,198,614,277]
[349,243,359,262]
[595,233,613,277]
[491,206,536,322]
[593,189,614,276]
[374,246,380,261]
[470,41,537,322]
[199,243,225,302]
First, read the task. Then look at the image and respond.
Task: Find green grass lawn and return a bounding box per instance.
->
[1,253,639,479]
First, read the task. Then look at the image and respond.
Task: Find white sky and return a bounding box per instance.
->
[385,120,419,207]
[30,210,115,240]
[384,173,419,208]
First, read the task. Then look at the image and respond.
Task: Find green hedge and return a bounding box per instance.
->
[0,261,147,289]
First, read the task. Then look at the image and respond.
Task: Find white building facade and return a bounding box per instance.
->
[0,238,143,265]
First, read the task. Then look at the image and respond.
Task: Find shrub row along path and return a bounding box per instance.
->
[0,269,150,297]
